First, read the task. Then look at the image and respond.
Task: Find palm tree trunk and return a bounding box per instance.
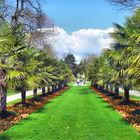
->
[105,83,109,92]
[52,85,55,93]
[0,58,7,113]
[98,85,101,90]
[115,83,119,97]
[59,84,62,90]
[109,84,113,93]
[124,86,130,102]
[64,82,67,87]
[0,85,7,113]
[48,86,51,94]
[21,87,26,106]
[33,88,37,98]
[42,85,45,95]
[54,85,57,92]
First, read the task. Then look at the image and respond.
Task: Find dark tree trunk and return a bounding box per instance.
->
[109,84,113,93]
[115,83,119,97]
[33,88,37,98]
[21,87,26,106]
[58,84,60,90]
[59,84,62,90]
[52,85,55,93]
[0,58,7,113]
[12,0,25,26]
[0,85,7,113]
[64,82,67,87]
[42,85,45,95]
[48,86,51,94]
[54,85,57,92]
[102,85,105,91]
[105,83,109,92]
[124,86,130,102]
[95,84,98,89]
[98,85,101,90]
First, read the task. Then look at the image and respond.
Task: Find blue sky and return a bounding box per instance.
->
[44,0,131,32]
[44,0,132,63]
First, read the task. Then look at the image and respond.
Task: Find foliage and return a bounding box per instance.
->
[0,21,74,111]
[88,8,140,102]
[64,54,78,76]
[107,0,140,9]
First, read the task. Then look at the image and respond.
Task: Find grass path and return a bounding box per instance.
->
[0,86,140,140]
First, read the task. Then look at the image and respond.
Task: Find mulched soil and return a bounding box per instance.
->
[0,87,68,134]
[91,86,140,132]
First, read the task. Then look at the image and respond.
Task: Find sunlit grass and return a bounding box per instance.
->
[1,86,140,140]
[7,89,19,96]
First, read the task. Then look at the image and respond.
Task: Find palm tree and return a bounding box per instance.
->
[110,23,133,102]
[7,46,42,105]
[0,22,24,112]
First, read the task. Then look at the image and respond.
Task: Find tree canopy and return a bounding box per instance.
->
[88,8,140,103]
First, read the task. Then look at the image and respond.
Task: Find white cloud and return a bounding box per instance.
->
[48,27,114,63]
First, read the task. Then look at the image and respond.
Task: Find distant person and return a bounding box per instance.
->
[77,79,80,86]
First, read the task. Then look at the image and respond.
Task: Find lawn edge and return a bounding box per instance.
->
[90,86,140,133]
[0,87,69,134]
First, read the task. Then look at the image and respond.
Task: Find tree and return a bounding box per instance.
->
[107,0,140,9]
[64,54,78,76]
[0,22,14,113]
[0,22,28,111]
[64,54,76,65]
[109,22,134,102]
[88,8,140,103]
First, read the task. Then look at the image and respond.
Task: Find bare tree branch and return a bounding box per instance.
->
[106,0,140,10]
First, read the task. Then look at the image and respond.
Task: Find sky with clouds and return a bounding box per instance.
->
[43,0,131,63]
[48,27,114,63]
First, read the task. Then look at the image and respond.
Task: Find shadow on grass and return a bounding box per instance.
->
[98,98,133,126]
[0,111,17,119]
[76,88,93,95]
[101,100,108,104]
[97,96,103,99]
[0,135,10,140]
[105,104,115,111]
[119,118,130,126]
[33,101,52,114]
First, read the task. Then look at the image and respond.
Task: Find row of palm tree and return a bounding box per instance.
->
[0,22,74,113]
[88,8,140,103]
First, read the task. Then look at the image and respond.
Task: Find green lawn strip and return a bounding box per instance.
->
[68,81,91,86]
[7,90,19,96]
[85,81,91,86]
[7,95,33,106]
[129,95,140,101]
[119,92,140,101]
[0,86,140,140]
[7,92,42,106]
[68,82,75,86]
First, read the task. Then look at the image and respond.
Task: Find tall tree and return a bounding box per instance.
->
[64,54,78,76]
[107,0,140,9]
